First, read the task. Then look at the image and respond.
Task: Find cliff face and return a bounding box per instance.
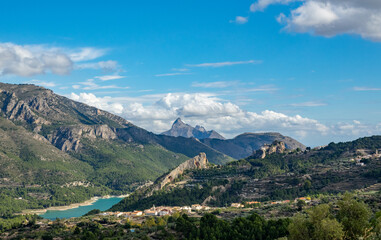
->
[252,141,287,159]
[49,125,118,152]
[159,153,209,189]
[0,89,50,128]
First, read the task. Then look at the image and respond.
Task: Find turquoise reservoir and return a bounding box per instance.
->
[40,197,123,220]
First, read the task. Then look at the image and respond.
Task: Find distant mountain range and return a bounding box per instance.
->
[161,118,225,140]
[162,118,306,159]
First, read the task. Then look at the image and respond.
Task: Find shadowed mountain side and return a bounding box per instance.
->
[116,126,233,165]
[200,132,306,159]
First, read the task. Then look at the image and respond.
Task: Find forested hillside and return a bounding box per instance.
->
[111,136,381,212]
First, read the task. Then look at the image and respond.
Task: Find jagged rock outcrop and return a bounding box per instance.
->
[161,118,225,140]
[252,141,287,159]
[0,90,50,128]
[49,125,117,152]
[159,153,209,189]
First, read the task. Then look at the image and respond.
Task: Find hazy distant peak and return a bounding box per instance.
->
[173,117,185,125]
[195,125,206,132]
[162,118,225,140]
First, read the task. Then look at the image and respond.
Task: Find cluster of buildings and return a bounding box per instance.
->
[350,149,381,166]
[94,197,315,220]
[98,204,212,218]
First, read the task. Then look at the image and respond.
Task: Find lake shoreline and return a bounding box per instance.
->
[21,194,129,215]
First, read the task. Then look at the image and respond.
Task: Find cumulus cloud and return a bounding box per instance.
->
[69,92,330,139]
[333,120,381,137]
[0,43,72,77]
[70,92,124,114]
[230,16,249,24]
[186,60,262,68]
[251,0,381,41]
[68,91,381,145]
[0,43,118,77]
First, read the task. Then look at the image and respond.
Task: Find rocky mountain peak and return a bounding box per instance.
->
[173,117,184,124]
[252,141,287,159]
[162,118,225,140]
[159,153,209,189]
[195,125,206,132]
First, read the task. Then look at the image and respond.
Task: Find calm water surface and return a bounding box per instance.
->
[40,197,123,220]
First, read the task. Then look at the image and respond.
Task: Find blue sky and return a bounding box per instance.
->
[1,0,381,146]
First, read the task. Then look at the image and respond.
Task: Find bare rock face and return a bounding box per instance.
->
[49,125,117,152]
[0,90,50,127]
[252,141,286,159]
[159,152,209,189]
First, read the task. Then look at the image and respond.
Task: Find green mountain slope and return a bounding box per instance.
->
[0,116,111,216]
[0,116,92,185]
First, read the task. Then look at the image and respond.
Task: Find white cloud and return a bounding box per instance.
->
[74,79,129,90]
[70,92,124,114]
[0,42,72,77]
[0,43,118,77]
[69,92,329,139]
[255,0,381,41]
[69,47,107,62]
[76,60,119,72]
[155,72,191,77]
[290,101,326,107]
[192,81,239,88]
[186,60,262,68]
[353,86,381,91]
[95,74,126,81]
[26,79,57,87]
[230,16,249,24]
[171,68,189,72]
[69,91,381,145]
[245,85,279,92]
[251,0,299,12]
[333,120,378,136]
